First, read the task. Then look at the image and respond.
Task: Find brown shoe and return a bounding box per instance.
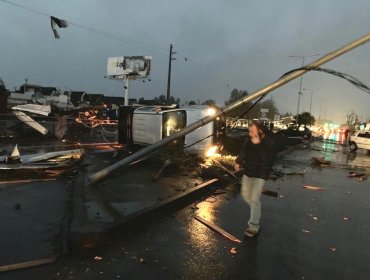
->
[244,228,259,238]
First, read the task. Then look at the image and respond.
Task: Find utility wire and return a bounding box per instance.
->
[185,65,370,148]
[281,67,370,94]
[0,0,168,55]
[0,0,219,86]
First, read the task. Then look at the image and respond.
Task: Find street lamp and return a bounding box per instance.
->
[289,53,320,125]
[302,88,314,115]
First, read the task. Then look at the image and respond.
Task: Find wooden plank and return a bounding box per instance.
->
[303,185,325,191]
[194,215,242,243]
[0,256,56,272]
[0,178,56,185]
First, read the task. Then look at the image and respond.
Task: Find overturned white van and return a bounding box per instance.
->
[118,105,224,155]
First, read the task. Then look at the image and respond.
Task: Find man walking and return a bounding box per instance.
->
[234,121,275,238]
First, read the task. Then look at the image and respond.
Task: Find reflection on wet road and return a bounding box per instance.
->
[283,139,370,172]
[3,139,370,279]
[184,197,227,279]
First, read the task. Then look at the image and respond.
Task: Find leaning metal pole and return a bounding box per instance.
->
[89,32,370,184]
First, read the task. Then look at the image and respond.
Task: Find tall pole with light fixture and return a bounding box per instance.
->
[303,88,314,115]
[166,44,177,105]
[289,54,319,125]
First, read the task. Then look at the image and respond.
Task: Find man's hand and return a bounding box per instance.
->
[234,163,240,171]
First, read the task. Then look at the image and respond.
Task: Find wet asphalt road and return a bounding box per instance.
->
[2,140,370,280]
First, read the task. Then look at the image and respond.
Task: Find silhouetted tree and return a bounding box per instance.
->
[296,112,315,127]
[0,78,8,114]
[153,95,180,105]
[224,89,252,118]
[202,99,216,106]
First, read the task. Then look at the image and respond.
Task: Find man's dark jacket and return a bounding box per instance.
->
[235,135,275,180]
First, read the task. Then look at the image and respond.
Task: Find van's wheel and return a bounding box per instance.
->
[349,141,357,151]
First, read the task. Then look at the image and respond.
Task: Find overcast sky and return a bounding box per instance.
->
[0,0,369,123]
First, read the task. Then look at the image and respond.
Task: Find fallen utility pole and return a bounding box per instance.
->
[109,179,219,228]
[89,32,370,184]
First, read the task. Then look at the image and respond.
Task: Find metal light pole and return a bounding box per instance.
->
[166,44,177,105]
[303,88,314,115]
[124,77,130,106]
[289,54,319,125]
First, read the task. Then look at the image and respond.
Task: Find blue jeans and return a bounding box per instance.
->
[240,175,265,231]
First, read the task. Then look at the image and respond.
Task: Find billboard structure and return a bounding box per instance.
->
[106,56,152,105]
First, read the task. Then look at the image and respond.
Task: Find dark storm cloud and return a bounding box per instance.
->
[0,0,369,123]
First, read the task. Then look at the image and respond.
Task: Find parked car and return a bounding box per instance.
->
[349,131,370,151]
[279,126,312,140]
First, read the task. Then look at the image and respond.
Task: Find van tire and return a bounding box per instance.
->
[349,141,357,151]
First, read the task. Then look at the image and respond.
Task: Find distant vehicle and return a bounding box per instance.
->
[279,126,312,140]
[349,131,370,151]
[225,126,248,138]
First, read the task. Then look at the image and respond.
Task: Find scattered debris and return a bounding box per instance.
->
[311,157,331,166]
[205,196,217,203]
[0,256,56,272]
[190,204,199,211]
[0,178,56,185]
[284,171,305,176]
[230,247,238,254]
[308,213,319,221]
[212,159,238,179]
[152,159,171,181]
[330,247,337,252]
[302,229,310,233]
[213,189,227,196]
[12,110,48,135]
[303,185,325,191]
[271,170,285,179]
[262,189,278,197]
[343,217,349,221]
[347,172,365,178]
[0,146,84,170]
[94,256,103,261]
[358,174,368,182]
[194,215,241,243]
[347,172,368,182]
